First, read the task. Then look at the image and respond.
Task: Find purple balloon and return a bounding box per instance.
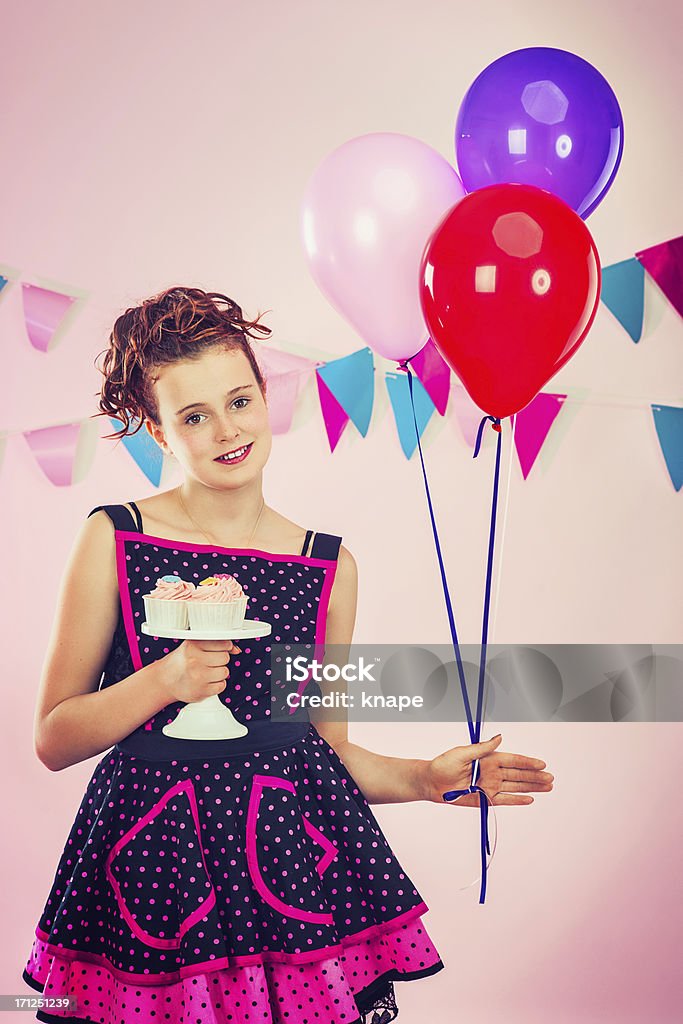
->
[455,47,624,219]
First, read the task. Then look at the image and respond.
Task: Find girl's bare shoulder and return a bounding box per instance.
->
[126,493,310,557]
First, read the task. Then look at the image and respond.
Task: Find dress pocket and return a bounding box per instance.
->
[246,772,339,925]
[104,779,217,950]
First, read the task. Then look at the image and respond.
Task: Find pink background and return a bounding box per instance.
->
[2,1,681,1021]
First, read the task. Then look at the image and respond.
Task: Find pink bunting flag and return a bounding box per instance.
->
[635,236,683,319]
[265,373,306,434]
[254,345,320,435]
[408,338,451,415]
[254,345,320,378]
[21,283,78,352]
[513,392,567,479]
[23,422,86,485]
[451,382,489,448]
[315,374,349,452]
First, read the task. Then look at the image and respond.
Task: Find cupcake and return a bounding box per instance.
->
[187,573,248,631]
[143,575,196,630]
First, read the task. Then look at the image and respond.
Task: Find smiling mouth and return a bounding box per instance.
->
[214,443,253,463]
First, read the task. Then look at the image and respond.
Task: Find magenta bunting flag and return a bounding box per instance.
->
[408,338,451,415]
[514,393,567,479]
[21,283,78,352]
[451,383,489,448]
[23,422,84,485]
[315,374,349,452]
[254,346,320,435]
[635,236,683,320]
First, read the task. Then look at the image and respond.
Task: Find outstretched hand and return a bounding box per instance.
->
[421,734,554,807]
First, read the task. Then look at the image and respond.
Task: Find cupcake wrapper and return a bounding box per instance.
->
[143,596,190,630]
[187,596,248,631]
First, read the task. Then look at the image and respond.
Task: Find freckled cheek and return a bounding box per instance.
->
[246,407,271,437]
[257,410,272,434]
[178,431,208,457]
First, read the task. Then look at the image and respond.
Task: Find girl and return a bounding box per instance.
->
[23,286,553,1024]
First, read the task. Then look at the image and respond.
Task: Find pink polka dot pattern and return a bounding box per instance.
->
[111,537,338,733]
[23,732,444,1021]
[24,914,437,1023]
[22,519,445,1021]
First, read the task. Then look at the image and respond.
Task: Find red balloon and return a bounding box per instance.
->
[419,183,601,419]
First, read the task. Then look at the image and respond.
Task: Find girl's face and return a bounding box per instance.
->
[146,345,272,488]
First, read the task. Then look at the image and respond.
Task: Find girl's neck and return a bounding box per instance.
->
[176,480,266,539]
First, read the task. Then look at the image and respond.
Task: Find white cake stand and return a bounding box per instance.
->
[141,619,272,740]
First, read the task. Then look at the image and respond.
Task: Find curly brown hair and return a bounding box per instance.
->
[92,285,271,441]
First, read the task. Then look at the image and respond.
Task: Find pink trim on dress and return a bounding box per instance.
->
[246,773,338,925]
[115,533,143,674]
[287,552,338,715]
[104,780,217,950]
[31,899,435,981]
[116,530,338,569]
[116,529,339,730]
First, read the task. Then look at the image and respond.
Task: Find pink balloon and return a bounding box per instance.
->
[301,132,465,363]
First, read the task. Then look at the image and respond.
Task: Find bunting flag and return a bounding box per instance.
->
[255,345,320,434]
[21,282,78,352]
[109,417,164,487]
[254,344,320,379]
[315,374,349,452]
[600,258,645,343]
[0,292,680,487]
[316,347,374,436]
[22,421,95,485]
[635,236,683,320]
[408,338,451,415]
[451,382,489,449]
[1,391,680,490]
[513,392,567,480]
[264,372,308,434]
[651,404,683,492]
[385,371,436,459]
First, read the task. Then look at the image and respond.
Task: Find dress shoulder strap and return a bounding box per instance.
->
[87,503,143,533]
[308,532,342,561]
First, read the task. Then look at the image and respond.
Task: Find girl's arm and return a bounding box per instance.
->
[313,546,553,808]
[34,511,174,771]
[310,545,431,805]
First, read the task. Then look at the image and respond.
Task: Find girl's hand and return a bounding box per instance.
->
[421,734,554,807]
[161,639,242,704]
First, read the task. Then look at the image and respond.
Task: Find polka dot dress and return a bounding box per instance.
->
[22,505,445,1023]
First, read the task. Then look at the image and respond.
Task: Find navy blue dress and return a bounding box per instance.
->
[23,503,444,1024]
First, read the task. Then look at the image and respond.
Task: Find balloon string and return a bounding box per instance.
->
[397,360,502,903]
[396,362,475,739]
[471,410,504,905]
[472,411,503,742]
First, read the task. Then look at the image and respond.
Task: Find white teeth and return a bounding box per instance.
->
[218,445,248,461]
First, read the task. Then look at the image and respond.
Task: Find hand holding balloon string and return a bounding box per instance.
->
[420,733,554,807]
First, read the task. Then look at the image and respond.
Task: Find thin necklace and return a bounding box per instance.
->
[177,487,266,548]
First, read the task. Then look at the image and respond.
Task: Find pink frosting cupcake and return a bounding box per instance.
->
[188,573,248,631]
[143,575,196,630]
